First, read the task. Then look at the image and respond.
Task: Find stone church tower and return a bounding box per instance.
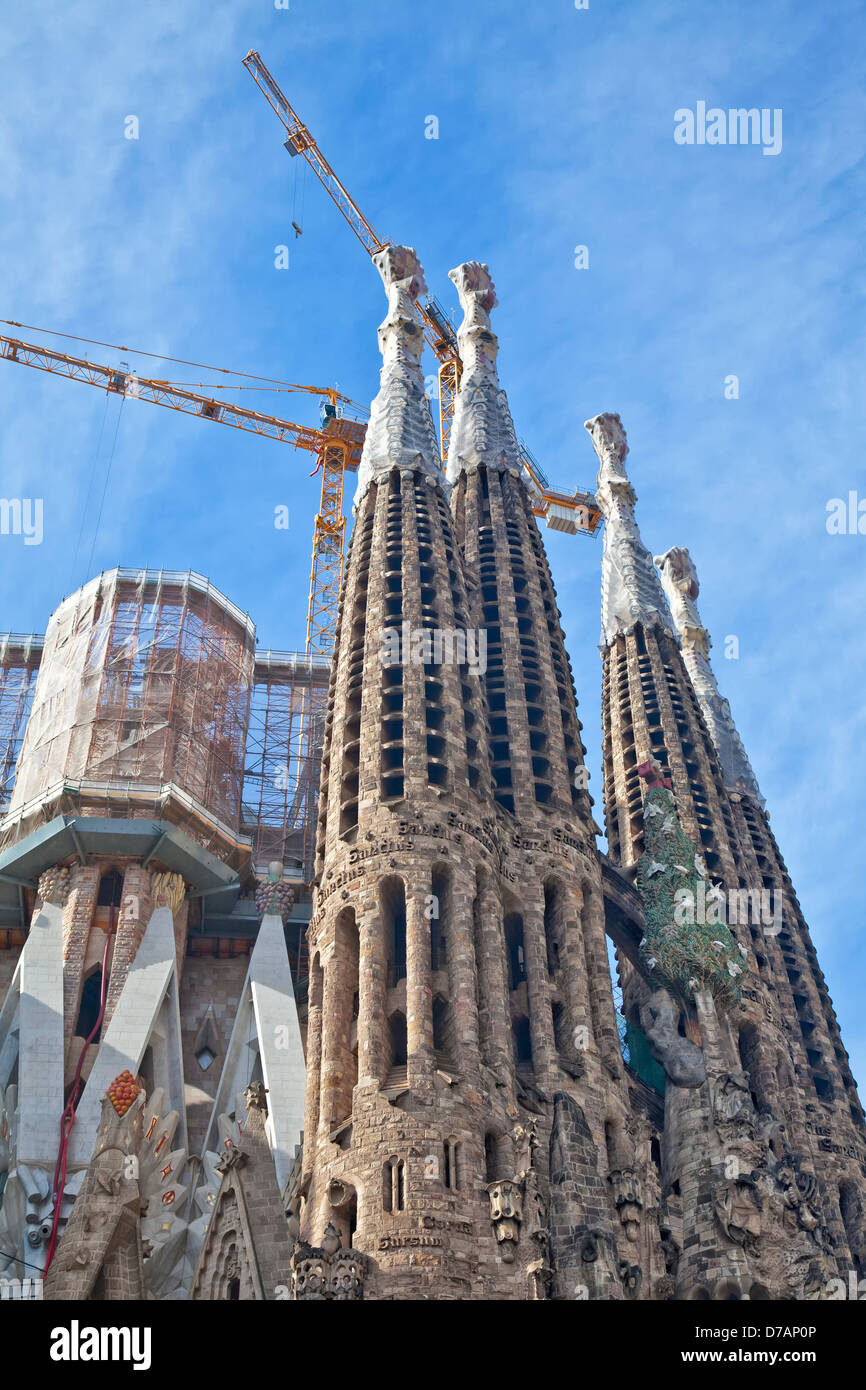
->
[299,251,645,1299]
[589,411,866,1296]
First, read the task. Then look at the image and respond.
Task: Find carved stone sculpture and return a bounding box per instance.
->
[290,1227,368,1301]
[609,1168,643,1244]
[486,1178,524,1262]
[640,990,706,1088]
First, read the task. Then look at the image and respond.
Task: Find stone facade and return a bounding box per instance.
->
[298,256,648,1300]
[0,249,863,1304]
[590,412,866,1297]
[191,1083,294,1301]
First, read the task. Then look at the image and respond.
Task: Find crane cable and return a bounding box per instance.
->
[1,318,334,393]
[84,395,125,584]
[68,392,110,595]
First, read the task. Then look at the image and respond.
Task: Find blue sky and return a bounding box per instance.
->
[1,0,864,1083]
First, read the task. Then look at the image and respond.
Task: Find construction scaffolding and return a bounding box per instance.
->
[5,570,256,852]
[241,650,330,880]
[0,635,43,813]
[1,574,331,896]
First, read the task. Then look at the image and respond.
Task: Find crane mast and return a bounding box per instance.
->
[0,330,364,656]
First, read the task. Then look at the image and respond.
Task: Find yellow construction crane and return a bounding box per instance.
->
[242,49,602,539]
[0,327,365,657]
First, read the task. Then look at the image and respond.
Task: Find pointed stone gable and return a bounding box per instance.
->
[191,1084,293,1301]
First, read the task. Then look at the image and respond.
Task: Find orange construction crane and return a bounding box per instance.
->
[242,49,601,538]
[0,328,365,656]
[243,49,460,460]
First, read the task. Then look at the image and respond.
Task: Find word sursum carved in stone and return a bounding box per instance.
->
[674,103,782,156]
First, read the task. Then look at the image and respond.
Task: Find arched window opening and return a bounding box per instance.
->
[512,1016,533,1070]
[388,1012,408,1070]
[97,869,124,908]
[444,1137,460,1192]
[551,1001,568,1055]
[75,966,105,1041]
[737,1025,763,1112]
[430,868,449,973]
[383,1157,406,1212]
[543,882,564,975]
[381,877,407,988]
[504,913,526,991]
[605,1118,631,1175]
[471,876,486,1037]
[332,908,359,1120]
[432,995,454,1064]
[485,1131,510,1183]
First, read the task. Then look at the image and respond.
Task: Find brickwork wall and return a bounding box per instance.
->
[180,954,249,1157]
[0,946,21,1006]
[103,866,153,1028]
[60,864,101,1052]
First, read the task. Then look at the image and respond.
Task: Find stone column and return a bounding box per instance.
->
[581,880,623,1075]
[474,873,513,1082]
[444,867,482,1082]
[318,937,342,1135]
[61,865,99,1050]
[406,868,434,1096]
[103,866,153,1028]
[356,901,386,1087]
[522,898,556,1084]
[559,883,593,1051]
[302,952,322,1162]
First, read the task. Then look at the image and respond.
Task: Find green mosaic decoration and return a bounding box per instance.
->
[636,776,745,1012]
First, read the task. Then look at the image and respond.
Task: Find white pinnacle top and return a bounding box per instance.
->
[353,244,444,504]
[655,547,763,802]
[584,413,674,646]
[445,261,522,483]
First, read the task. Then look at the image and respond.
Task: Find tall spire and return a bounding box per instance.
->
[354,244,443,503]
[584,413,673,646]
[655,546,762,802]
[445,261,522,482]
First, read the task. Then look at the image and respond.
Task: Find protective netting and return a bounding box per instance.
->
[1,572,331,889]
[0,637,42,813]
[5,570,255,837]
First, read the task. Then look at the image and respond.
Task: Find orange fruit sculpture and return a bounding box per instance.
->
[107,1070,140,1117]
